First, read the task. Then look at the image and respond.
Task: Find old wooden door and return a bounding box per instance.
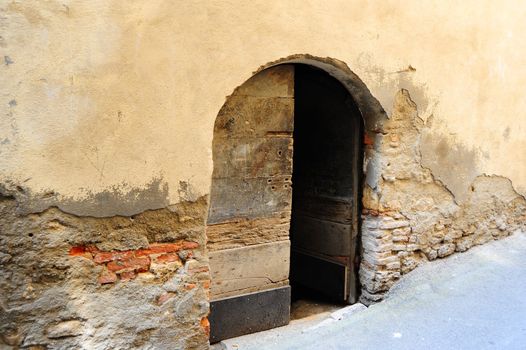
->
[289,65,361,304]
[207,65,295,342]
[207,64,361,343]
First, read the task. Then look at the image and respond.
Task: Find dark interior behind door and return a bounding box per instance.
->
[290,65,362,304]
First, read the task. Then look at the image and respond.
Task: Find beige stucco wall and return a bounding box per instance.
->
[1,0,525,216]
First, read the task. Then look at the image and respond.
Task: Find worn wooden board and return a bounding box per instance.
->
[206,214,290,252]
[212,137,293,179]
[292,176,354,199]
[207,176,292,224]
[209,241,290,299]
[214,96,294,139]
[293,194,353,224]
[209,286,291,343]
[289,65,362,304]
[290,213,352,256]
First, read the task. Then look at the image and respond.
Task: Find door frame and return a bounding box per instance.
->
[207,54,388,342]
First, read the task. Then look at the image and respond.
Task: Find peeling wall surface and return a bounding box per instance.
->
[358,90,526,303]
[0,191,211,349]
[1,1,526,349]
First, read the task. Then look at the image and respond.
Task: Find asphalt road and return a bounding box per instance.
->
[217,231,526,350]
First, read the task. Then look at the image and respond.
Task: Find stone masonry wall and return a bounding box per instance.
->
[1,82,525,349]
[0,189,210,350]
[359,89,526,304]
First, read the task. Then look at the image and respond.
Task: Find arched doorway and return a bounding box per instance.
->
[206,63,363,342]
[290,64,362,307]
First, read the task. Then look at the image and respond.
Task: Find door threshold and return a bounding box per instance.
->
[211,303,367,350]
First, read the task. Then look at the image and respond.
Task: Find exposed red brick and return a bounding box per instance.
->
[182,241,199,249]
[119,271,137,281]
[135,243,181,256]
[98,270,117,284]
[107,256,150,273]
[70,240,200,284]
[69,246,86,256]
[200,317,210,336]
[93,250,134,264]
[188,265,209,274]
[93,252,114,263]
[155,253,181,264]
[149,242,183,253]
[86,246,100,253]
[201,280,210,289]
[133,241,200,257]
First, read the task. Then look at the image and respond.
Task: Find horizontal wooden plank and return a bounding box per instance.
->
[293,194,352,224]
[292,175,354,199]
[214,96,293,139]
[209,286,291,343]
[291,213,352,256]
[212,137,293,179]
[209,241,290,299]
[207,176,292,224]
[206,214,290,252]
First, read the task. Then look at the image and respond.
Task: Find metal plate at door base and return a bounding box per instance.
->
[209,286,291,343]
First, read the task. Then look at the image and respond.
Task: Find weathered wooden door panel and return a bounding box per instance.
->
[213,96,294,139]
[207,63,361,342]
[207,65,295,343]
[209,241,290,299]
[293,194,353,223]
[211,137,293,179]
[290,65,361,304]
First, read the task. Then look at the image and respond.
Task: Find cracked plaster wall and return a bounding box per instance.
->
[358,90,526,303]
[1,1,525,215]
[0,191,211,349]
[1,0,526,348]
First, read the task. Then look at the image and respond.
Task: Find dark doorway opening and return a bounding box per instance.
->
[208,64,364,342]
[290,65,363,319]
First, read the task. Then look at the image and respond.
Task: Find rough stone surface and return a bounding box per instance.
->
[46,320,83,339]
[0,192,210,349]
[359,90,526,304]
[2,54,525,349]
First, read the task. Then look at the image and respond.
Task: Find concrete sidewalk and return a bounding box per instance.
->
[214,231,526,350]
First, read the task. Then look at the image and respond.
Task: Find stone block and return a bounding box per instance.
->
[456,237,473,252]
[392,227,411,236]
[392,243,406,251]
[392,235,409,243]
[209,241,290,299]
[406,244,420,251]
[385,261,401,270]
[437,243,456,258]
[379,219,410,230]
[46,320,83,339]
